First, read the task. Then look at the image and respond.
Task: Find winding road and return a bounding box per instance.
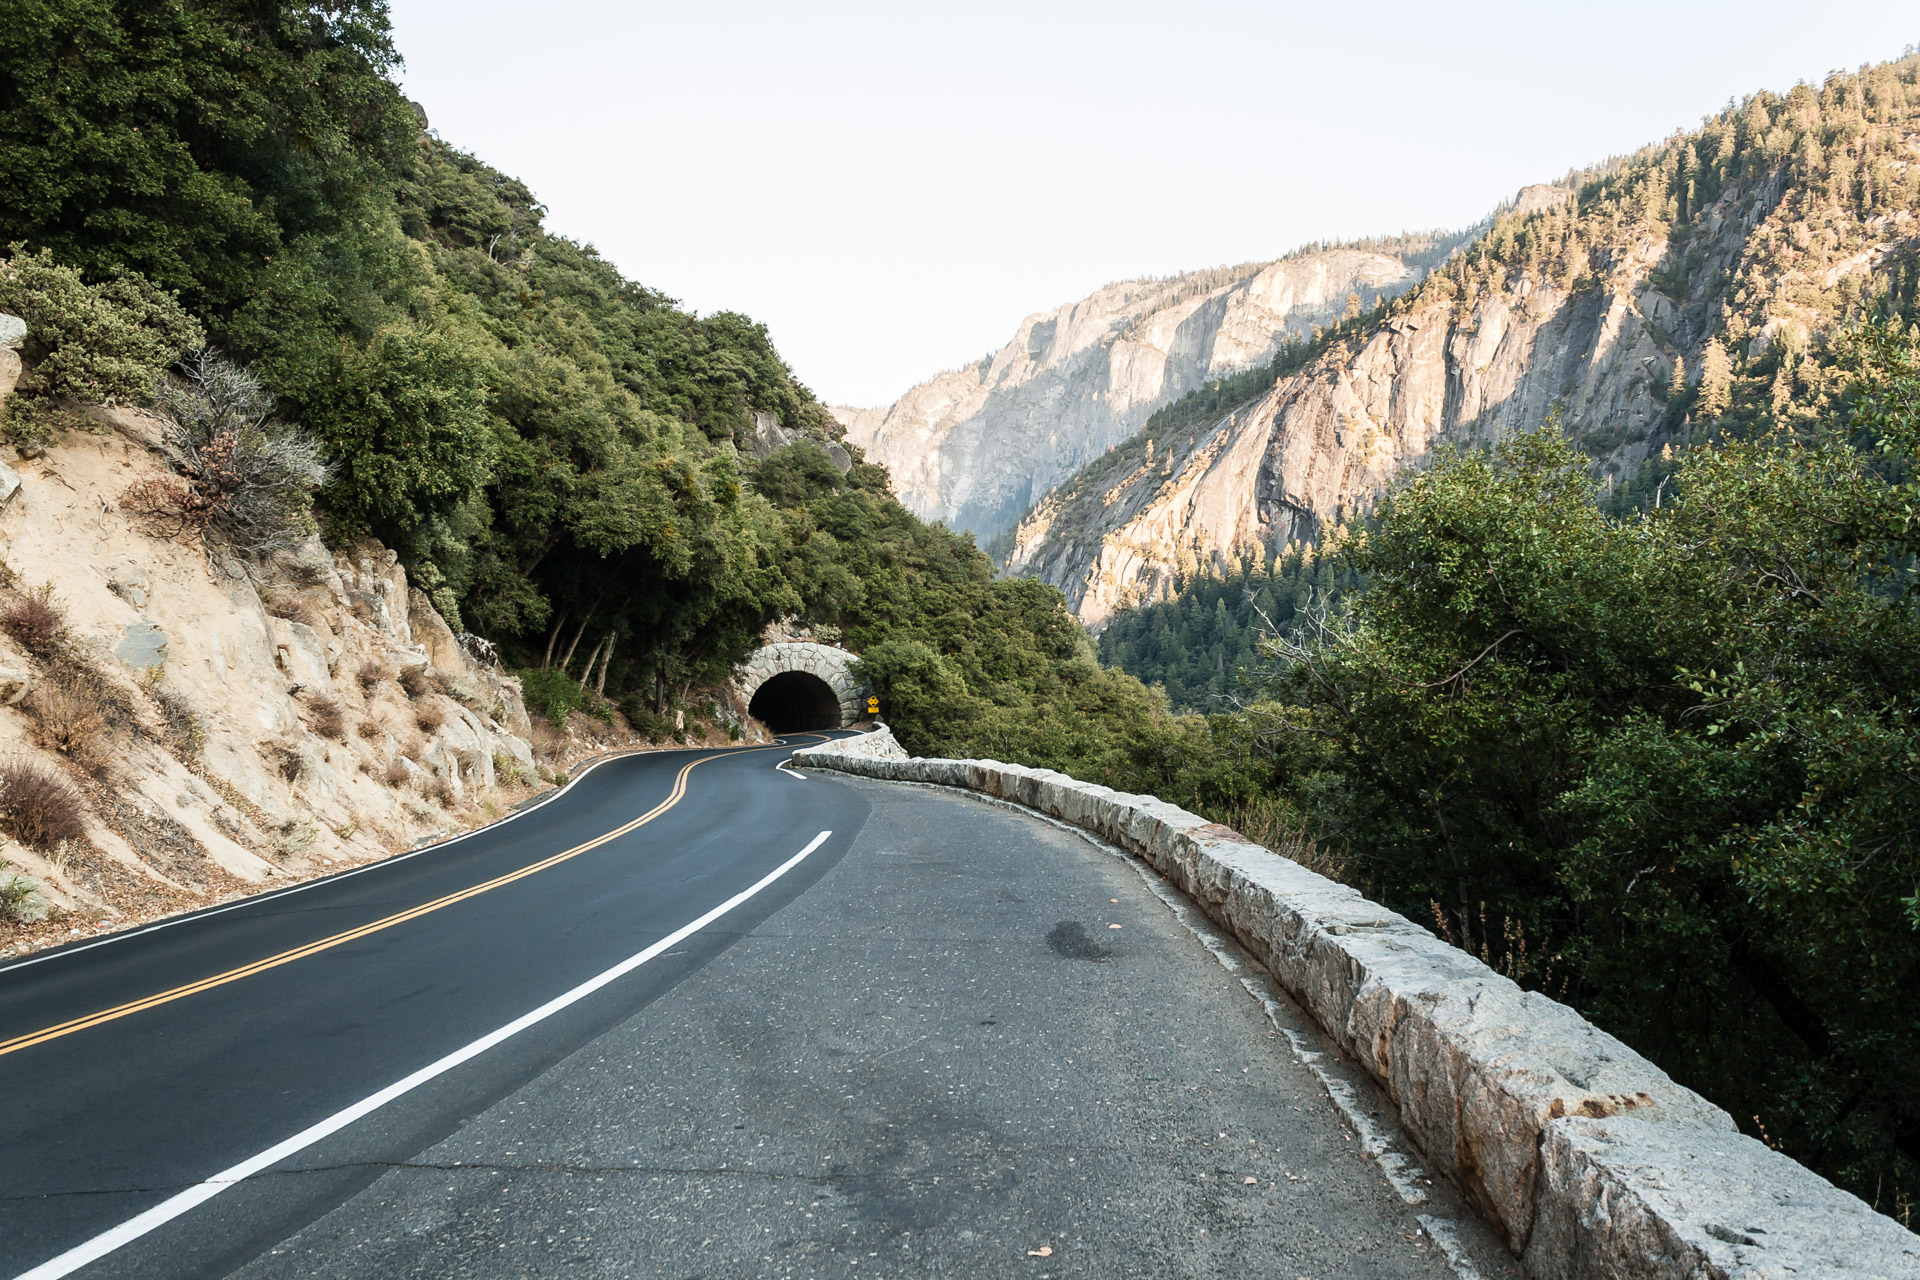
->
[0,735,1515,1279]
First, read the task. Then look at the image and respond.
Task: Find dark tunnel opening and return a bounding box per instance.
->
[748,671,844,733]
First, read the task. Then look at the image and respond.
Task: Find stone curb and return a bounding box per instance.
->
[791,739,1920,1280]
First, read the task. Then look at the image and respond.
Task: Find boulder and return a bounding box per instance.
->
[115,618,168,670]
[0,666,33,705]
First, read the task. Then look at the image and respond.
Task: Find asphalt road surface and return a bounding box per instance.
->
[0,736,1516,1279]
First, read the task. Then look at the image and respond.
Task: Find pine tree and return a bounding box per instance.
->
[1668,354,1688,400]
[1698,338,1733,417]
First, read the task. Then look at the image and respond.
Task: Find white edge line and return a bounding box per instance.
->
[776,760,807,781]
[11,828,834,1280]
[0,749,674,977]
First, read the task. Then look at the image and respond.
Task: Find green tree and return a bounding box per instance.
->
[0,0,414,316]
[1698,337,1733,417]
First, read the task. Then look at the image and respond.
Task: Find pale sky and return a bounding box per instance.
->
[386,1,1916,408]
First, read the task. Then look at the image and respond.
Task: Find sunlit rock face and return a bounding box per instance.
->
[833,248,1428,542]
[1006,179,1815,629]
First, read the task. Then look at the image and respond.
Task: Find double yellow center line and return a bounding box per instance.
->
[0,743,791,1059]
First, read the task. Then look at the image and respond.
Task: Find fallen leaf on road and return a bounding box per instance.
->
[1108,923,1122,930]
[1110,899,1118,903]
[1027,1245,1053,1257]
[1244,1176,1257,1184]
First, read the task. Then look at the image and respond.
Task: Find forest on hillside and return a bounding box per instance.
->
[0,0,1152,745]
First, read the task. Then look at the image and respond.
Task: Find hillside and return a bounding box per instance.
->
[0,0,1175,949]
[0,361,551,950]
[1014,58,1920,626]
[834,234,1468,541]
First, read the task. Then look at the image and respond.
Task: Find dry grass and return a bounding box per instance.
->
[0,755,88,848]
[3,584,66,656]
[27,671,113,769]
[1212,797,1351,883]
[263,594,320,627]
[528,718,564,762]
[492,751,530,787]
[355,660,389,696]
[397,665,431,699]
[306,694,346,740]
[414,702,446,733]
[152,685,206,761]
[270,741,305,782]
[356,716,383,740]
[382,757,412,787]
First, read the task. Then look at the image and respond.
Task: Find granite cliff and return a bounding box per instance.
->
[834,238,1466,541]
[1007,81,1920,626]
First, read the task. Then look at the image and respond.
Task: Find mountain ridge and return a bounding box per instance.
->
[834,231,1471,539]
[1011,59,1920,626]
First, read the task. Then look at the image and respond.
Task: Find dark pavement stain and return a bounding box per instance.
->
[1045,920,1111,961]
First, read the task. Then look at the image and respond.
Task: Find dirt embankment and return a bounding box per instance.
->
[0,401,560,958]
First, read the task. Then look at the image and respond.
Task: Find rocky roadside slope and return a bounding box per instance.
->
[0,385,561,957]
[833,242,1461,542]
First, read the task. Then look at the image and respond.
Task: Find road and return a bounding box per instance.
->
[0,736,1515,1279]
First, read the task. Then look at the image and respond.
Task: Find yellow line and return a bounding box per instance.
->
[0,741,805,1059]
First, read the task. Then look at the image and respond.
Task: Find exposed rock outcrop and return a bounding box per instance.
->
[835,244,1464,541]
[0,402,539,951]
[1009,162,1919,626]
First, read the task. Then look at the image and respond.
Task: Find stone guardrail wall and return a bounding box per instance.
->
[792,731,1920,1280]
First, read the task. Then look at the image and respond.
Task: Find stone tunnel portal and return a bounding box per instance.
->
[748,670,845,733]
[737,640,866,732]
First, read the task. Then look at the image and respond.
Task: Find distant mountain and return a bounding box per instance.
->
[832,233,1469,541]
[1012,55,1920,626]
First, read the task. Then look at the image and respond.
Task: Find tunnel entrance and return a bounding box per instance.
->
[748,670,844,732]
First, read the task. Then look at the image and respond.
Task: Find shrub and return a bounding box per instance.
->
[356,660,389,696]
[0,756,87,848]
[270,741,305,782]
[397,664,431,699]
[492,751,529,787]
[356,716,382,739]
[148,350,330,555]
[519,667,585,727]
[0,862,36,923]
[28,673,111,767]
[2,584,65,655]
[153,685,206,760]
[382,757,411,787]
[118,475,209,540]
[306,694,345,739]
[414,702,445,733]
[0,248,204,447]
[618,694,672,742]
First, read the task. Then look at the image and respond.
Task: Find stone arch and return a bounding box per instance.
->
[737,641,865,731]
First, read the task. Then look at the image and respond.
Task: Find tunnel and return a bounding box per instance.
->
[748,670,845,732]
